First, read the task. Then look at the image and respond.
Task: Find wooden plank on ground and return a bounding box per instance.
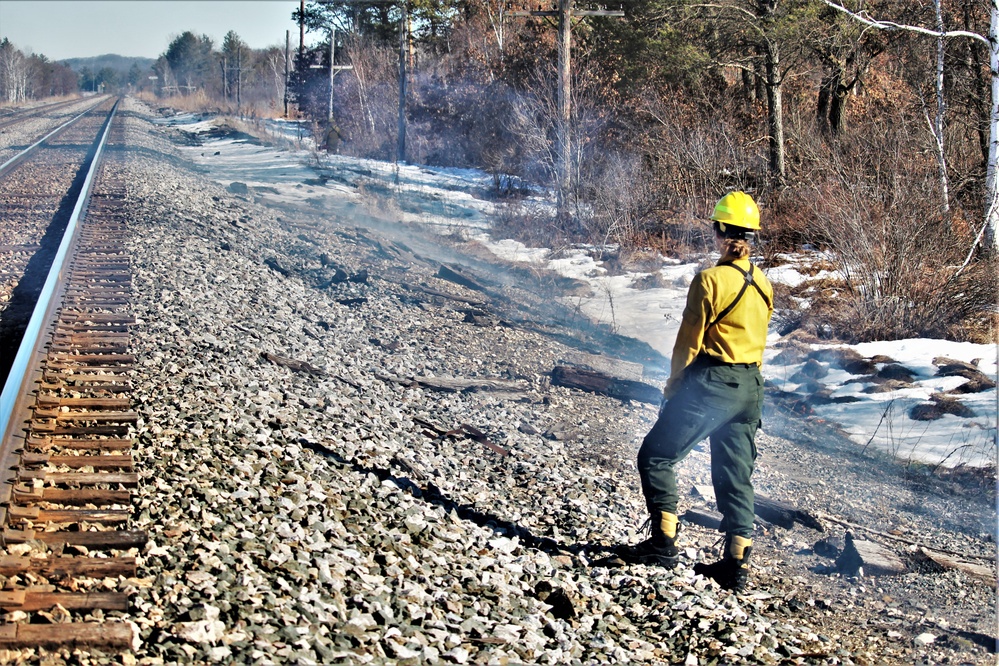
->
[31,508,131,524]
[0,556,136,578]
[437,265,488,293]
[13,487,131,505]
[413,376,528,393]
[682,507,723,531]
[0,591,128,611]
[20,454,134,469]
[48,412,139,423]
[551,365,662,405]
[563,350,645,382]
[261,352,326,376]
[49,354,135,364]
[919,547,997,585]
[17,471,138,486]
[836,533,906,576]
[31,423,132,436]
[410,284,486,306]
[755,494,824,531]
[26,436,132,451]
[31,529,147,550]
[0,622,134,649]
[35,397,130,409]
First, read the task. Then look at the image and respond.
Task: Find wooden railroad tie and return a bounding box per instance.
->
[0,622,134,649]
[0,555,136,578]
[3,528,147,549]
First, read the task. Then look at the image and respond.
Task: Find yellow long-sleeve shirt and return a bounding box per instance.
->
[663,257,774,399]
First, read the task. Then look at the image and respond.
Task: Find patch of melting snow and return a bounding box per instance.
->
[167,112,997,469]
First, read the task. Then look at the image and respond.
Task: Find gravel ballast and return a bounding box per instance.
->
[4,96,994,665]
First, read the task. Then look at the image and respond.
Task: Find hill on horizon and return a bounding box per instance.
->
[61,54,155,75]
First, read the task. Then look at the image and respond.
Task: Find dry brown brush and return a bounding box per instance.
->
[801,116,996,343]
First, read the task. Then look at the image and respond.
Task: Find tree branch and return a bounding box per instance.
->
[688,3,765,37]
[820,0,988,47]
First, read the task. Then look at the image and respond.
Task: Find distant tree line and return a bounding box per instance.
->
[0,38,78,102]
[74,60,154,94]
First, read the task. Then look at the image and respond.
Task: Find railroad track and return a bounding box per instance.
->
[0,98,145,651]
[0,97,105,133]
[0,97,120,372]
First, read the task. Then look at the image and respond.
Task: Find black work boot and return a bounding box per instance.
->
[694,534,752,591]
[615,510,680,567]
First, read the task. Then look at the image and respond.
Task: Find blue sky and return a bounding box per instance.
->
[0,1,316,61]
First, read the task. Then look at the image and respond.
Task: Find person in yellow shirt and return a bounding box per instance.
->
[616,191,774,592]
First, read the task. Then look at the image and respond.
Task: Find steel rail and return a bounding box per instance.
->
[0,100,120,525]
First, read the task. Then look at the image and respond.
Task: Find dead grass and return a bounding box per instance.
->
[793,259,838,277]
[489,204,570,251]
[627,218,712,260]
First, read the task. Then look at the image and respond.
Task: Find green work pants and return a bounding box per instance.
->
[638,359,763,537]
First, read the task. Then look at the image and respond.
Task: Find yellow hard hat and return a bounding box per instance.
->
[711,191,760,232]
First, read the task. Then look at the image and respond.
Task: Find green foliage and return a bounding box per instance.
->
[128,63,145,87]
[163,31,215,91]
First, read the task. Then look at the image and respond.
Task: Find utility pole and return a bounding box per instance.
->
[511,1,623,215]
[300,0,306,56]
[398,1,408,164]
[221,50,243,114]
[236,48,242,114]
[284,30,290,118]
[221,57,228,100]
[310,28,353,150]
[326,29,352,121]
[312,0,408,161]
[336,33,340,120]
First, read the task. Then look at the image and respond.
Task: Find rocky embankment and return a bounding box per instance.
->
[7,97,994,665]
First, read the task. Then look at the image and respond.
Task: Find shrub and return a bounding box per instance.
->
[800,116,997,343]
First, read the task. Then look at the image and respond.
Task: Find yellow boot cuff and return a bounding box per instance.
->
[728,535,752,560]
[660,512,679,539]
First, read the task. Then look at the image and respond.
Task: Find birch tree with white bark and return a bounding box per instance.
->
[0,39,30,104]
[821,0,999,253]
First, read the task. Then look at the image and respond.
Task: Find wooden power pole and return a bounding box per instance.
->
[310,29,353,124]
[398,1,408,164]
[314,0,409,163]
[328,30,353,121]
[284,30,290,118]
[511,1,623,214]
[300,0,306,56]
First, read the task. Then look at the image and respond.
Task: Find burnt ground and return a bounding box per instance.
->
[157,110,999,665]
[424,225,999,665]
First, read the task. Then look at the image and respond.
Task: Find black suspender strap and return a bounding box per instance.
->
[706,262,772,330]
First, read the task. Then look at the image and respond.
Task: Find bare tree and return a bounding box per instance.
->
[265,47,288,112]
[0,39,30,103]
[820,0,998,252]
[691,0,816,187]
[483,0,510,53]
